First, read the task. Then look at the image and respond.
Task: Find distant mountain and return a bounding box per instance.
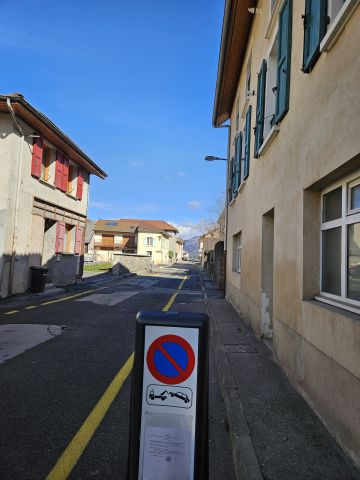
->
[184,236,200,259]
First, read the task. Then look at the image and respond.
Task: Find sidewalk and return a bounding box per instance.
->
[200,270,360,480]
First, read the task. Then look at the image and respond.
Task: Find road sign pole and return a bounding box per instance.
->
[127,310,209,480]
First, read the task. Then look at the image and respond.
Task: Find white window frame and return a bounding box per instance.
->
[232,233,242,272]
[320,0,359,52]
[146,237,153,247]
[258,30,280,156]
[317,170,360,313]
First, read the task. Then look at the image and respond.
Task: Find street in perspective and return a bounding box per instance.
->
[0,264,235,480]
[1,0,360,479]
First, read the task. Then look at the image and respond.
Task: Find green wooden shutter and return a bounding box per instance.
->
[243,106,252,180]
[233,134,242,196]
[228,157,234,201]
[275,0,292,123]
[235,133,242,190]
[254,60,267,157]
[303,0,327,73]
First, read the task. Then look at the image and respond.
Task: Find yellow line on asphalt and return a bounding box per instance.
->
[4,310,19,315]
[40,289,97,306]
[45,275,184,480]
[162,292,178,312]
[40,279,121,306]
[45,353,134,480]
[162,275,187,311]
[177,275,188,290]
[25,306,37,310]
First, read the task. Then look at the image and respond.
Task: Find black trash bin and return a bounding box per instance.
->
[29,266,48,293]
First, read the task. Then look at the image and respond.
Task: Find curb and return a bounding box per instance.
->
[199,271,263,480]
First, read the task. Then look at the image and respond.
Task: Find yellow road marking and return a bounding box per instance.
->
[45,353,134,480]
[45,274,184,480]
[40,279,122,307]
[40,289,98,306]
[177,275,188,290]
[162,292,178,312]
[0,278,126,316]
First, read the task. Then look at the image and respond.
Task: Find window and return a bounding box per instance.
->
[254,60,267,157]
[321,0,358,52]
[243,106,252,180]
[233,233,242,272]
[264,34,279,138]
[275,0,292,123]
[328,0,347,24]
[146,237,154,246]
[65,225,75,253]
[147,251,152,256]
[302,0,327,73]
[41,146,51,182]
[233,134,242,197]
[228,156,235,203]
[320,174,360,307]
[67,164,75,194]
[245,53,252,98]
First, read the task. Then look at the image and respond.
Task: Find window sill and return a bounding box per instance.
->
[238,181,246,194]
[265,0,282,39]
[258,125,279,156]
[39,178,56,189]
[315,294,360,315]
[232,268,241,273]
[66,192,78,201]
[320,0,359,52]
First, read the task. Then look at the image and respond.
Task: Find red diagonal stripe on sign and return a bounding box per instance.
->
[158,344,185,374]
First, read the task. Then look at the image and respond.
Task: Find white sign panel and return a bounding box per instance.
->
[138,325,199,480]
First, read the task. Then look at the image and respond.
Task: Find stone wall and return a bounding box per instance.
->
[112,253,152,274]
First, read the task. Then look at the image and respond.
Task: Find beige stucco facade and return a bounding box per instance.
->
[137,231,170,264]
[0,98,105,296]
[216,0,360,467]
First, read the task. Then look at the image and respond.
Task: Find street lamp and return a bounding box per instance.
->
[204,153,229,299]
[204,155,227,161]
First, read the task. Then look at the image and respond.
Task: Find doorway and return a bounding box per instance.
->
[261,208,274,341]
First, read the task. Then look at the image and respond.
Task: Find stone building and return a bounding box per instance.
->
[0,94,106,296]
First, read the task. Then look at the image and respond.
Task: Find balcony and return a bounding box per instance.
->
[94,236,136,251]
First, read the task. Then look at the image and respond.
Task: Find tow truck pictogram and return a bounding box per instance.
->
[148,389,168,401]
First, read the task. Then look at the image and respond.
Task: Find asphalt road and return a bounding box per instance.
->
[0,264,235,480]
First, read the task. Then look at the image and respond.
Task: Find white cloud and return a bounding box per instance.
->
[186,201,202,210]
[169,221,201,240]
[129,160,145,168]
[176,172,186,178]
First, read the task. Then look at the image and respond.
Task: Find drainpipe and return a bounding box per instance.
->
[7,98,25,296]
[215,123,231,298]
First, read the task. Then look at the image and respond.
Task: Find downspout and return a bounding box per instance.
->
[215,123,231,298]
[7,98,25,296]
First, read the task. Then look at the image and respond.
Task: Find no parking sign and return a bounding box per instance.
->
[127,311,209,480]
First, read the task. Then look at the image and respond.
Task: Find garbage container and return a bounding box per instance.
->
[29,266,48,293]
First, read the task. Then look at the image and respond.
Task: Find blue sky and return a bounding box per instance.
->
[1,0,227,238]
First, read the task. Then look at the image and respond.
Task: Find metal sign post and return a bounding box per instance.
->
[127,310,209,480]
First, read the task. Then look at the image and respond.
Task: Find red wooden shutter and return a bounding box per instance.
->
[31,137,43,178]
[76,167,84,200]
[62,156,69,192]
[55,221,65,253]
[55,151,63,188]
[74,226,83,254]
